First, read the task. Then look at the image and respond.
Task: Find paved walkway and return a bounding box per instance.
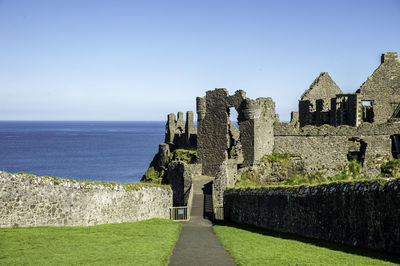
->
[169,176,236,266]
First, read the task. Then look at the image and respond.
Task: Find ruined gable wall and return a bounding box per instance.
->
[274,123,396,177]
[299,72,343,126]
[301,72,343,106]
[358,52,400,124]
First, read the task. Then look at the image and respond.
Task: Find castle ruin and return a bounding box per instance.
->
[150,52,400,206]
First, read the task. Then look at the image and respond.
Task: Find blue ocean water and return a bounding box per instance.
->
[0,121,165,183]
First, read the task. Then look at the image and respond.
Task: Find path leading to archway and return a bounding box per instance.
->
[169,176,236,266]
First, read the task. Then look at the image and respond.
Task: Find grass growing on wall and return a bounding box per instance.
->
[380,159,400,178]
[214,223,400,265]
[283,161,364,186]
[234,160,398,189]
[0,219,181,266]
[14,171,170,190]
[168,149,197,163]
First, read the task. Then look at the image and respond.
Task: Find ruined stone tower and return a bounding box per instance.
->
[165,111,197,150]
[196,88,276,177]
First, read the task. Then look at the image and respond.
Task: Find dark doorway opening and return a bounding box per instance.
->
[362,101,374,123]
[391,135,400,159]
[347,138,367,165]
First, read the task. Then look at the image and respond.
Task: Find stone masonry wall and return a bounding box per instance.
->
[197,89,246,176]
[274,135,349,176]
[224,179,400,254]
[274,122,398,177]
[0,172,172,228]
[239,97,275,167]
[357,52,400,124]
[166,162,201,206]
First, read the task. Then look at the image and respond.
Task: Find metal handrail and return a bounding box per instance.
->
[170,206,190,221]
[170,184,193,221]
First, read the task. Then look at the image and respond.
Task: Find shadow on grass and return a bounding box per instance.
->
[213,220,400,264]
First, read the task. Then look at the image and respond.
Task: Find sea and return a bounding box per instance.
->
[0,121,165,183]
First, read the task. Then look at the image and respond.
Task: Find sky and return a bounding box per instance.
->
[0,0,399,121]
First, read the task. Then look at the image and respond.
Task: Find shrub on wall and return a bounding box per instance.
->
[141,149,198,184]
[380,159,400,178]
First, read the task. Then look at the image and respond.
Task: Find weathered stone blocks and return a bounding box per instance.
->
[224,179,400,254]
[0,172,172,228]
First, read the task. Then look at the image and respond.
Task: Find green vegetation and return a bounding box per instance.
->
[234,159,400,190]
[214,223,399,265]
[235,175,263,189]
[229,148,235,159]
[238,153,303,186]
[141,165,165,184]
[0,219,181,265]
[284,161,364,186]
[141,152,165,184]
[142,149,197,184]
[168,149,197,163]
[380,159,400,178]
[264,152,293,166]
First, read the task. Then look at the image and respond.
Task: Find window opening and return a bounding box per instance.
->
[227,107,240,159]
[361,101,374,123]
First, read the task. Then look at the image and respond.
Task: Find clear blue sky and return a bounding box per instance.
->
[0,0,399,121]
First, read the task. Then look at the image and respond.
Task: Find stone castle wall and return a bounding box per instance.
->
[357,52,400,124]
[166,111,197,150]
[0,172,172,228]
[166,162,202,206]
[274,134,348,175]
[224,178,400,254]
[274,122,397,177]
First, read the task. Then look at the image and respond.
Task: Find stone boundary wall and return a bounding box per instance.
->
[0,172,172,228]
[224,179,400,254]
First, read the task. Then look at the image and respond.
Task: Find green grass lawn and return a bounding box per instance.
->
[0,219,181,265]
[214,223,400,265]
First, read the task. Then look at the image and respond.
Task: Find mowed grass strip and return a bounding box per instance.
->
[0,219,181,265]
[214,223,400,265]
